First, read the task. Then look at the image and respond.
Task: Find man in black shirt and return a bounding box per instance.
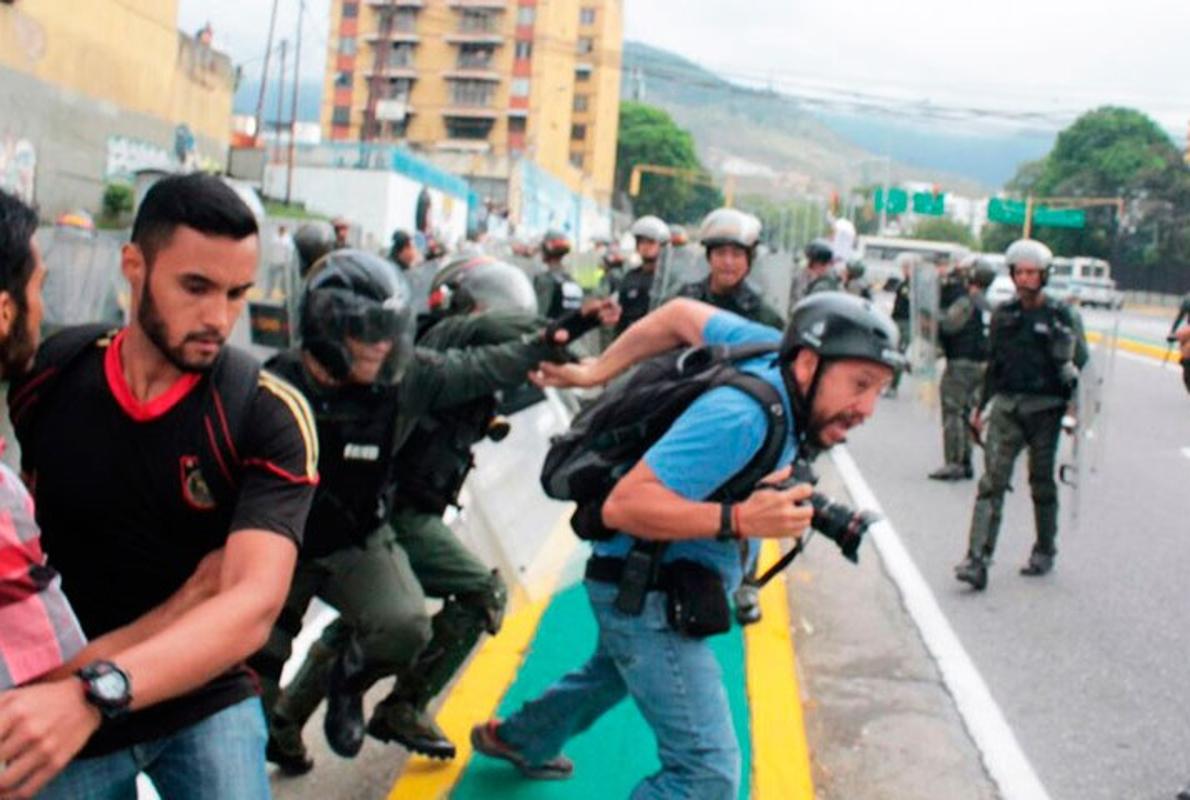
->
[0,174,318,799]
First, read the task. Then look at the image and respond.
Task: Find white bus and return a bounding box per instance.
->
[1050,256,1122,309]
[855,235,971,286]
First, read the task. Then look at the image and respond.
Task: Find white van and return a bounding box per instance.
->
[856,235,971,286]
[1050,257,1122,309]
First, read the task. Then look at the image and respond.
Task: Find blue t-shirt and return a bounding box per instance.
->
[592,311,799,590]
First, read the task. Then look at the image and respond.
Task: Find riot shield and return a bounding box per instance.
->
[1058,306,1118,537]
[38,227,126,332]
[749,249,795,324]
[649,244,707,309]
[404,257,441,317]
[908,259,940,381]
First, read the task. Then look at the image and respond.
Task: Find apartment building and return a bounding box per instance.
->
[321,0,620,204]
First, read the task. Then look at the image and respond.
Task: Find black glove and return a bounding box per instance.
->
[544,308,601,346]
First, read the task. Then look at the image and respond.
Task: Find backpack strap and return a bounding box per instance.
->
[197,346,261,499]
[10,323,117,435]
[709,370,788,502]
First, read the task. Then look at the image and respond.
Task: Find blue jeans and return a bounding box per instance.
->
[499,580,740,800]
[37,697,269,800]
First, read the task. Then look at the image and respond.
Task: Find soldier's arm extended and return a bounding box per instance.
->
[939,295,974,336]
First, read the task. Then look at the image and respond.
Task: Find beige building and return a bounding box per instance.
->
[321,0,621,205]
[0,0,235,215]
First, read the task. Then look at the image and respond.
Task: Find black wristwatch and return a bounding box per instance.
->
[77,660,133,720]
[715,503,737,541]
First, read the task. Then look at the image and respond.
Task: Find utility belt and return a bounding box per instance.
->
[585,553,731,639]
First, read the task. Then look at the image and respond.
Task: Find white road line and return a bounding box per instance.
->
[831,446,1052,800]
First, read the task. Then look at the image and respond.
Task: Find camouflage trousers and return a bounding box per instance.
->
[892,320,911,389]
[939,359,985,468]
[965,399,1063,561]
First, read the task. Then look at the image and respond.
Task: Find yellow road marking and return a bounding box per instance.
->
[386,515,576,800]
[745,540,815,800]
[1086,330,1170,361]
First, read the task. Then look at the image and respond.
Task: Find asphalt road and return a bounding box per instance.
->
[845,311,1190,800]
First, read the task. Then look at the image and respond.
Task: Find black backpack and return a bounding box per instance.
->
[9,324,260,510]
[540,342,788,541]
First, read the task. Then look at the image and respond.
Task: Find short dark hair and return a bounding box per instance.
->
[0,188,39,307]
[131,173,259,265]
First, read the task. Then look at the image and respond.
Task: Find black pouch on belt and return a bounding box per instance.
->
[663,559,731,638]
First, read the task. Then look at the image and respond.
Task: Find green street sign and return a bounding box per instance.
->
[912,192,945,216]
[987,197,1026,225]
[873,187,908,214]
[1033,206,1086,229]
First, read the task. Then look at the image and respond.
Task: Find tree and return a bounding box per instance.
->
[909,217,976,249]
[614,102,723,223]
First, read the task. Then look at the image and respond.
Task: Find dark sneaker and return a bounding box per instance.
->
[368,699,456,760]
[266,716,314,776]
[954,556,988,591]
[929,464,967,481]
[324,641,366,758]
[1020,550,1054,576]
[470,720,573,780]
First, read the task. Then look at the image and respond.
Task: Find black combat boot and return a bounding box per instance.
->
[1019,548,1054,576]
[266,713,314,775]
[954,555,988,590]
[368,697,456,760]
[324,637,367,758]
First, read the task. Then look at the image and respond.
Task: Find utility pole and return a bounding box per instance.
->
[275,39,288,154]
[252,0,282,144]
[286,0,304,205]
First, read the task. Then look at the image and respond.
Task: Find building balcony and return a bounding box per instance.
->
[364,31,421,44]
[365,1,423,8]
[441,106,499,119]
[362,65,418,80]
[445,68,500,82]
[445,31,504,45]
[448,0,506,8]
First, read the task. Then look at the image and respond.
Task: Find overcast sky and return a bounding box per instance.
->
[178,0,1190,134]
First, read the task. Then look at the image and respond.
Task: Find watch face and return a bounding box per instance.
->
[92,669,128,702]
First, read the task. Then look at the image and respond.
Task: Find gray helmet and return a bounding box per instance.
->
[845,259,866,279]
[698,208,761,251]
[429,254,537,316]
[804,238,834,265]
[630,215,669,244]
[779,292,905,373]
[299,249,416,383]
[293,221,336,278]
[1005,238,1053,285]
[970,259,997,289]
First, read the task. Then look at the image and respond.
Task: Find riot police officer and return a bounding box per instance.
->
[597,246,625,298]
[293,220,337,279]
[885,254,915,397]
[955,239,1088,590]
[253,250,608,772]
[676,207,783,330]
[532,229,584,320]
[267,254,545,765]
[929,259,995,480]
[844,259,873,300]
[615,215,669,334]
[791,238,842,305]
[390,229,420,271]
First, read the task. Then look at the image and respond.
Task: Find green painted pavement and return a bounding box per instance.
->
[452,583,754,799]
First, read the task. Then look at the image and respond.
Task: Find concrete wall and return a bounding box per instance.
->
[263,164,469,252]
[0,1,234,217]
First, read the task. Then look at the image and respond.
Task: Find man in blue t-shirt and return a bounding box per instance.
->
[470,293,904,798]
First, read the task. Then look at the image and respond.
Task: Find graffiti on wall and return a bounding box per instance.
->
[105,136,174,182]
[0,137,37,203]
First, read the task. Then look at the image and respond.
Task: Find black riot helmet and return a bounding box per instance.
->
[804,239,834,266]
[970,259,997,290]
[778,292,905,445]
[299,249,416,383]
[293,221,336,278]
[428,254,537,316]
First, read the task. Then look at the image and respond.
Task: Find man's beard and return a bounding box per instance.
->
[808,408,865,448]
[138,281,222,373]
[0,305,37,380]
